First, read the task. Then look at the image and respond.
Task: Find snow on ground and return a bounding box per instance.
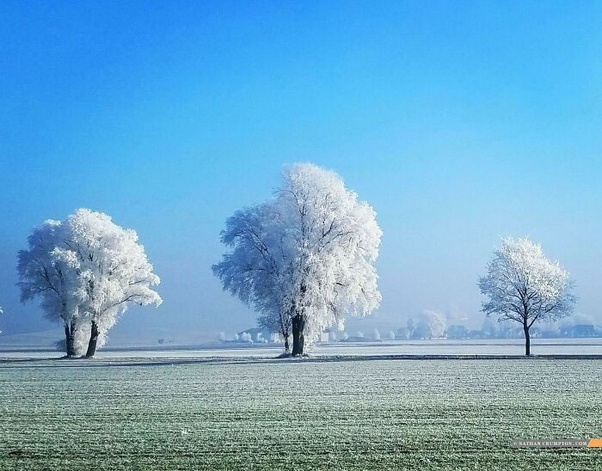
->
[2,338,602,360]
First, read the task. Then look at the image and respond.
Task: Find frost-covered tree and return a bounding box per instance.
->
[18,220,82,356]
[413,310,447,339]
[478,237,576,355]
[214,163,382,356]
[57,209,162,357]
[18,209,162,357]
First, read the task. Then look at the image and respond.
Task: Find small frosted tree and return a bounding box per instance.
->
[478,237,576,356]
[214,163,382,356]
[414,310,447,339]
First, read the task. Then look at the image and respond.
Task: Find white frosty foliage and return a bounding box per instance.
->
[278,164,382,347]
[62,209,161,315]
[415,310,447,339]
[214,163,382,352]
[479,237,575,328]
[18,219,82,330]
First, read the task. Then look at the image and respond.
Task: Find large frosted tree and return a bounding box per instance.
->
[213,163,382,356]
[478,237,576,356]
[18,209,162,357]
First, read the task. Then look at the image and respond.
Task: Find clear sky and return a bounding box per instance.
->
[1,1,601,339]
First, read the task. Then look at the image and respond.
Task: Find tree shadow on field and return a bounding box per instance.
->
[1,353,602,370]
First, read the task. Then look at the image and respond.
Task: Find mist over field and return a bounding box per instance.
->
[1,1,601,350]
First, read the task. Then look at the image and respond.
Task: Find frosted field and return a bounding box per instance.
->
[2,338,602,360]
[1,357,601,470]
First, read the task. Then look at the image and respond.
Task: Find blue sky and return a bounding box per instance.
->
[1,1,601,338]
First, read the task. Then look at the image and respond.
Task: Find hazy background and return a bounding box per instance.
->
[1,1,601,343]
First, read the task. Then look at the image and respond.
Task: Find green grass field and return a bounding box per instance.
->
[1,357,601,470]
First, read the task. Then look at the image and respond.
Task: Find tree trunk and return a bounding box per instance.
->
[64,325,74,357]
[523,323,531,356]
[280,311,291,354]
[85,320,100,358]
[292,315,305,356]
[284,335,290,353]
[64,319,77,357]
[292,317,299,355]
